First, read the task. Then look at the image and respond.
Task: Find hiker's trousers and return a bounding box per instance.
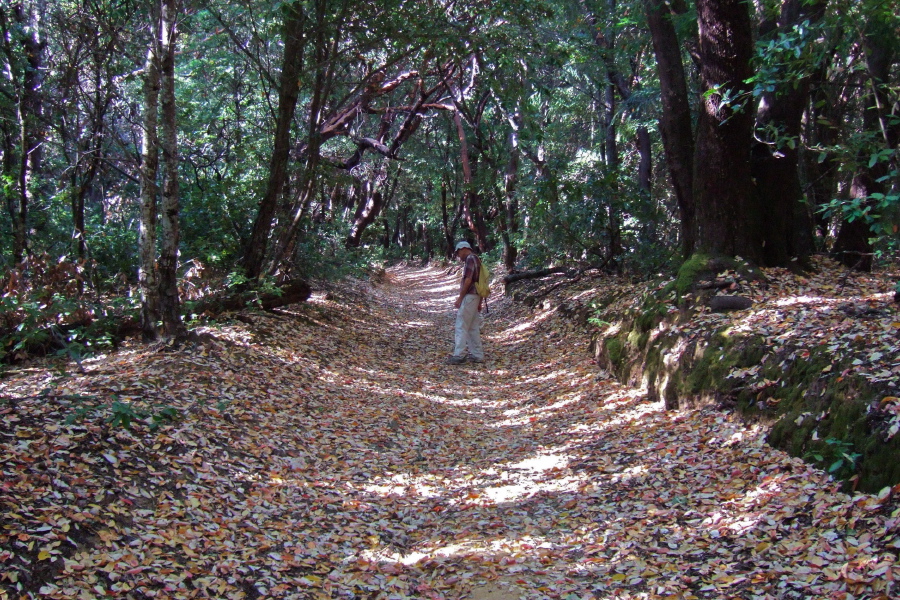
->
[453,294,484,359]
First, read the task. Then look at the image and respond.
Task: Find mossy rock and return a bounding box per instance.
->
[674,253,766,298]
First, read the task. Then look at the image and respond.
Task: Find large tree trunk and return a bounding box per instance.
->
[644,0,695,259]
[693,0,759,262]
[242,2,306,280]
[138,18,161,340]
[157,0,185,338]
[751,0,827,267]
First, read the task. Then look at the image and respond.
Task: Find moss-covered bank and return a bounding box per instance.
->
[589,256,900,493]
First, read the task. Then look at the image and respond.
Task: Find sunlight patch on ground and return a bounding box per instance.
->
[400,320,433,328]
[478,452,585,503]
[360,536,534,567]
[600,398,665,429]
[495,309,556,339]
[495,393,584,426]
[361,474,444,500]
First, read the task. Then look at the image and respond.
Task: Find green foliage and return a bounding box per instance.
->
[65,395,181,431]
[291,220,375,281]
[0,255,137,363]
[804,438,862,479]
[817,149,900,241]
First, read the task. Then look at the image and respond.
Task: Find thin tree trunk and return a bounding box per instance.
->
[138,22,161,340]
[603,78,622,261]
[1,2,45,264]
[833,25,896,272]
[637,126,652,197]
[453,110,489,251]
[501,128,520,269]
[693,0,758,261]
[645,0,695,259]
[157,0,185,338]
[265,0,337,276]
[346,190,385,247]
[804,52,841,244]
[242,2,306,280]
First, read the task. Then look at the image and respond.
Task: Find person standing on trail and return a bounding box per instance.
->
[447,241,485,365]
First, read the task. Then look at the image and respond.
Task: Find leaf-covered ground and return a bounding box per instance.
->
[2,265,899,600]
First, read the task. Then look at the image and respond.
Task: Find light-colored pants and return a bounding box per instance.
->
[454,294,484,359]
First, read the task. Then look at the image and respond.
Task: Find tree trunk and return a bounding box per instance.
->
[453,110,490,252]
[192,279,311,315]
[346,190,385,247]
[637,125,652,197]
[501,129,520,269]
[157,0,185,338]
[645,0,695,259]
[138,20,161,340]
[833,23,897,272]
[440,181,457,259]
[603,77,623,261]
[1,2,45,264]
[693,0,759,262]
[344,166,400,248]
[751,0,827,267]
[804,53,841,244]
[242,2,306,280]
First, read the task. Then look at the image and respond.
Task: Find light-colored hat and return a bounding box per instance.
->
[454,241,472,252]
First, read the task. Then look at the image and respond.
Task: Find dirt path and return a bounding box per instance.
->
[2,265,898,599]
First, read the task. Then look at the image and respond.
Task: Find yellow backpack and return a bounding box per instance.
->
[474,257,491,299]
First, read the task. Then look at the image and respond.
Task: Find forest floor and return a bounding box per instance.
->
[2,264,900,600]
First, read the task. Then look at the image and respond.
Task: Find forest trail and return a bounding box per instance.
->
[2,265,899,599]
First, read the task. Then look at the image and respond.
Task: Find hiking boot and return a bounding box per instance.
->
[466,355,484,363]
[446,355,466,365]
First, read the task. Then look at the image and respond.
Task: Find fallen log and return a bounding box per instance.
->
[503,266,570,284]
[190,279,312,315]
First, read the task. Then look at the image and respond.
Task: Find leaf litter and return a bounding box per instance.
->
[1,263,899,599]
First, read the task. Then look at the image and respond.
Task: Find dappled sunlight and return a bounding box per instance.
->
[4,264,899,600]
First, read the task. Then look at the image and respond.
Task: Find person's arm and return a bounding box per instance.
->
[455,256,474,308]
[456,273,473,308]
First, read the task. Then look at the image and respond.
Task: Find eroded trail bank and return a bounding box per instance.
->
[2,266,899,600]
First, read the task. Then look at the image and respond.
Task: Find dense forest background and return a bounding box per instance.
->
[1,0,898,349]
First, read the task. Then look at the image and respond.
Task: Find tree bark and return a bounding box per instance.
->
[242,1,306,280]
[693,0,759,262]
[637,125,652,197]
[0,2,45,264]
[645,0,695,259]
[346,190,385,247]
[751,0,827,267]
[501,128,520,269]
[157,0,186,338]
[191,279,312,315]
[833,22,897,272]
[503,266,569,284]
[453,109,490,252]
[138,15,161,341]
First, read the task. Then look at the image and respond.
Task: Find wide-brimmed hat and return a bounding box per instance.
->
[454,241,472,253]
